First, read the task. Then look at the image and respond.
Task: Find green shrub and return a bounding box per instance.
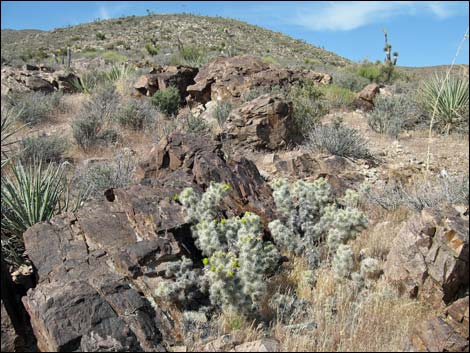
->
[213,101,233,127]
[367,95,421,138]
[320,84,356,110]
[95,31,106,40]
[145,43,160,56]
[419,74,469,133]
[102,51,127,64]
[308,118,373,160]
[19,134,68,164]
[151,86,181,116]
[356,62,382,82]
[332,70,369,92]
[262,55,276,65]
[287,81,328,136]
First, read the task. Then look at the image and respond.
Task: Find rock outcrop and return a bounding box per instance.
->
[1,65,81,95]
[352,83,380,112]
[407,296,469,352]
[187,55,331,104]
[134,65,198,99]
[21,133,278,351]
[224,94,294,150]
[384,206,468,306]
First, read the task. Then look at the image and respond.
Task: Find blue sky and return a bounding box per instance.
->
[1,1,469,67]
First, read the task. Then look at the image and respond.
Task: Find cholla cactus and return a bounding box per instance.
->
[360,257,381,280]
[269,178,367,269]
[178,183,280,315]
[332,244,354,279]
[155,256,206,306]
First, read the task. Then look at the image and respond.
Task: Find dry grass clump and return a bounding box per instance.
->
[273,271,434,352]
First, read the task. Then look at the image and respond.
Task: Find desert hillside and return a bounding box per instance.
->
[1,13,469,353]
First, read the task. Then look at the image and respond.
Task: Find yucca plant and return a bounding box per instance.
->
[1,107,26,168]
[104,64,133,82]
[1,160,88,236]
[419,74,469,133]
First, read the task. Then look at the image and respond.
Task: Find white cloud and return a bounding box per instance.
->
[292,1,463,31]
[96,2,131,21]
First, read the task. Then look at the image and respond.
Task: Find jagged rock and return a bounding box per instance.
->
[1,300,18,352]
[53,70,81,93]
[137,132,276,222]
[22,210,170,352]
[384,207,469,306]
[224,94,294,150]
[352,83,380,112]
[407,297,469,352]
[22,132,280,351]
[134,65,198,99]
[1,65,81,94]
[24,75,56,93]
[187,55,331,104]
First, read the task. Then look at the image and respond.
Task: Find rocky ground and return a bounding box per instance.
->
[1,47,469,353]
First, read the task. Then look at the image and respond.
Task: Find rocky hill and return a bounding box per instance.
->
[1,13,350,68]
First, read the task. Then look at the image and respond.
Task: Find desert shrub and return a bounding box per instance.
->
[74,150,135,199]
[72,87,120,149]
[268,178,368,269]
[157,183,280,316]
[95,31,106,40]
[5,91,63,125]
[115,99,156,130]
[362,173,469,211]
[102,51,127,64]
[356,61,399,84]
[332,70,369,92]
[367,94,422,138]
[287,81,328,135]
[180,45,207,67]
[320,84,356,110]
[145,43,160,56]
[213,101,233,127]
[151,86,181,116]
[418,74,469,133]
[308,118,373,160]
[183,113,210,134]
[262,55,277,65]
[1,160,86,237]
[19,134,68,164]
[356,62,382,82]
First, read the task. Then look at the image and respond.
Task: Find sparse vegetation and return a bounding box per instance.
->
[19,134,69,164]
[368,94,421,138]
[213,101,233,127]
[308,118,373,160]
[4,91,63,125]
